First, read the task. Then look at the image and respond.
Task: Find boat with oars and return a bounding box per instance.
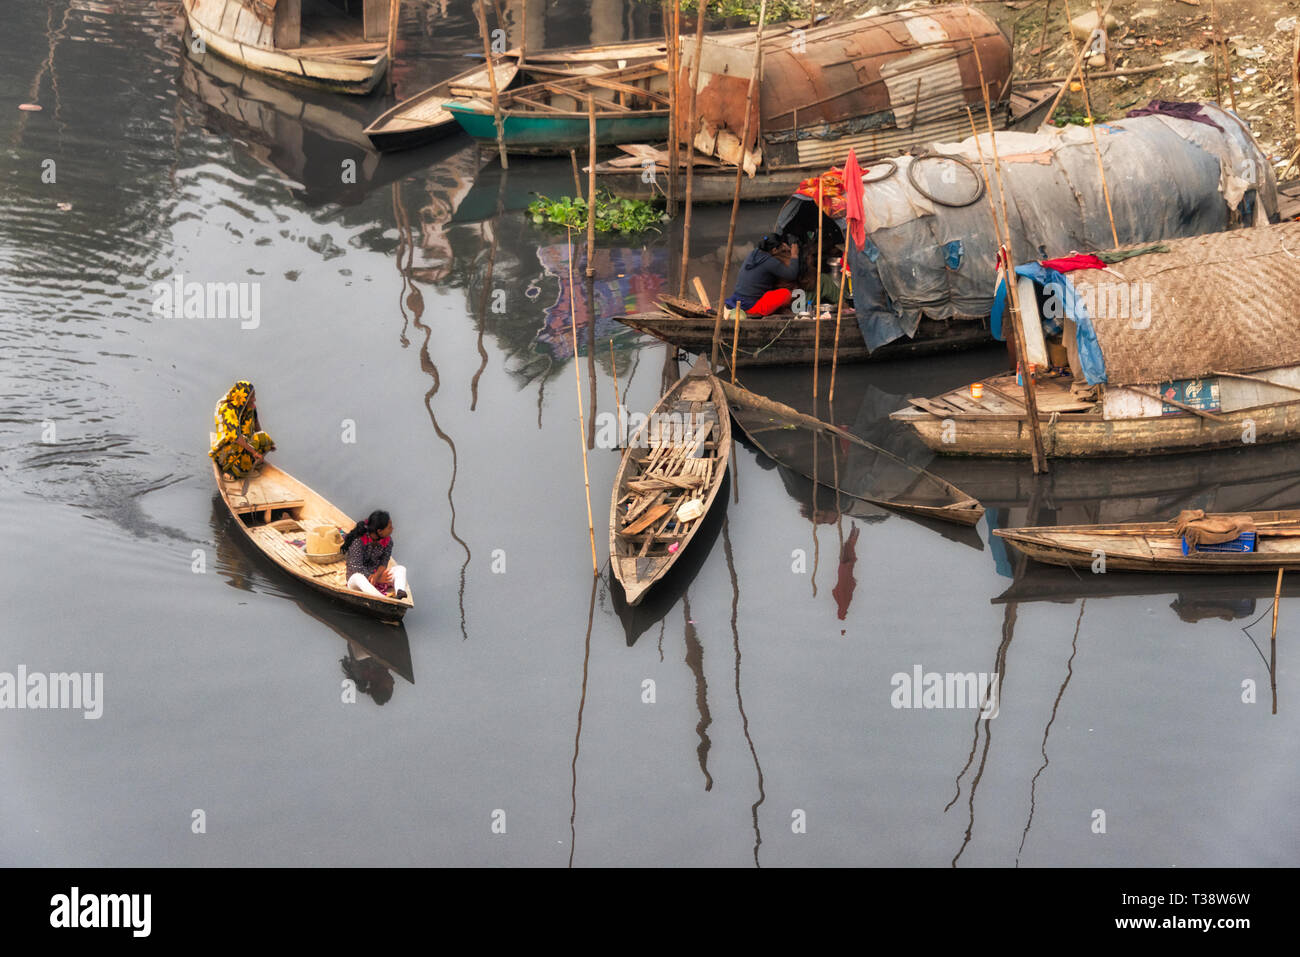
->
[610,359,731,606]
[212,443,413,621]
[996,510,1300,574]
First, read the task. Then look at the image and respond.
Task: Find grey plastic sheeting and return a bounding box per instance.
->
[820,106,1278,350]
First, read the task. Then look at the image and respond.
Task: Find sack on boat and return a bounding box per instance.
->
[1174,509,1257,546]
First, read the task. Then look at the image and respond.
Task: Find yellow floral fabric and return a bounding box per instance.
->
[209,380,274,478]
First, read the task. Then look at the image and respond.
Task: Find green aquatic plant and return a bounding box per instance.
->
[528,192,665,235]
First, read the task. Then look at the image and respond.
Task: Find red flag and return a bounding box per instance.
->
[843,148,867,252]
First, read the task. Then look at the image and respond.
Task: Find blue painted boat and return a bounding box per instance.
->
[445,101,669,153]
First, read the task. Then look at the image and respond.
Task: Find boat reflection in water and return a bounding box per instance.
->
[209,499,414,700]
[178,44,454,207]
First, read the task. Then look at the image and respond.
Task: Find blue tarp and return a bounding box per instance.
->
[991,263,1108,385]
[839,217,921,350]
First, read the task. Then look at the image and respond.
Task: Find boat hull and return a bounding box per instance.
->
[996,511,1300,573]
[183,1,386,95]
[892,398,1300,459]
[617,311,993,367]
[446,105,669,152]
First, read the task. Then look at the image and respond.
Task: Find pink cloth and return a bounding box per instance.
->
[843,148,867,253]
[1039,253,1107,273]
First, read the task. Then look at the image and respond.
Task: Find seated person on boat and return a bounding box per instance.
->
[724,235,800,317]
[342,510,408,600]
[210,380,275,480]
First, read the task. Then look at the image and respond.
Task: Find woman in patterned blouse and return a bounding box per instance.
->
[341,510,408,600]
[209,380,275,479]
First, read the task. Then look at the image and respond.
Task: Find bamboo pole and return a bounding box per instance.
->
[1210,0,1238,114]
[1272,568,1282,715]
[474,0,509,170]
[962,1,1048,472]
[1293,24,1300,163]
[519,0,527,66]
[676,0,708,298]
[813,176,824,398]
[1061,0,1118,248]
[1045,0,1115,121]
[829,253,847,402]
[610,339,622,438]
[567,228,598,575]
[385,0,402,96]
[1036,0,1052,75]
[587,95,597,278]
[711,0,767,374]
[666,0,679,216]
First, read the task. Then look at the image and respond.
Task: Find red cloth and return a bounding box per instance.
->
[746,288,793,317]
[795,168,847,219]
[1039,253,1107,273]
[843,148,867,252]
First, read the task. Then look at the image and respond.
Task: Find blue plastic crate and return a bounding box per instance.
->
[1181,531,1257,555]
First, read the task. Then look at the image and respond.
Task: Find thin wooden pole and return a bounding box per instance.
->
[813,176,823,399]
[1293,24,1300,165]
[570,149,582,194]
[1045,0,1115,121]
[1210,0,1238,114]
[609,339,622,435]
[587,95,597,278]
[1036,0,1052,75]
[711,0,767,373]
[385,0,402,96]
[567,228,598,575]
[519,0,527,66]
[828,253,847,402]
[962,1,1048,472]
[676,0,707,298]
[475,0,509,169]
[1272,567,1283,715]
[666,0,679,216]
[1061,0,1118,248]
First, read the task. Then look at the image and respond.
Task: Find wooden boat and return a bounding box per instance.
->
[720,380,984,526]
[444,62,670,153]
[892,222,1300,458]
[618,296,993,368]
[364,35,681,151]
[995,510,1300,574]
[211,449,413,621]
[182,0,390,95]
[363,60,519,151]
[610,359,731,606]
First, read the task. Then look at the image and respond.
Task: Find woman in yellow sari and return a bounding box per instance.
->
[209,380,275,479]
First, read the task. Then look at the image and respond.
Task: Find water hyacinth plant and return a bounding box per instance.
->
[528,192,666,234]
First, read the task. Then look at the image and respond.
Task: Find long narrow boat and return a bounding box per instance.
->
[183,0,389,95]
[619,297,993,368]
[610,359,731,606]
[212,450,413,621]
[444,62,670,153]
[363,60,519,151]
[995,510,1300,574]
[365,35,681,151]
[720,380,984,526]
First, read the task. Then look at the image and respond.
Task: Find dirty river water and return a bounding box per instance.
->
[0,1,1296,867]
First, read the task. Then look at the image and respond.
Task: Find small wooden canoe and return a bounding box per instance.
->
[212,450,413,621]
[610,359,731,606]
[617,298,993,368]
[995,510,1300,574]
[364,60,520,151]
[720,380,985,527]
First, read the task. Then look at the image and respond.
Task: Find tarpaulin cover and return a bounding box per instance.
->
[990,263,1108,385]
[844,103,1277,350]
